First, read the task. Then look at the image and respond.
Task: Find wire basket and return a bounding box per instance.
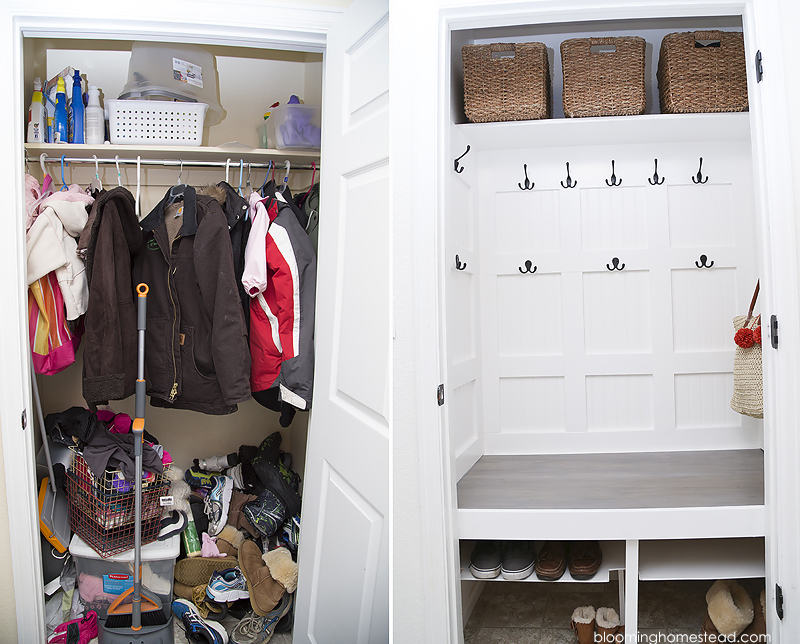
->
[65,451,170,558]
[561,37,647,118]
[657,31,748,114]
[105,99,209,146]
[462,42,550,123]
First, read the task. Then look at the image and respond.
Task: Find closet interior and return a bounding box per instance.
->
[443,13,767,638]
[24,35,323,640]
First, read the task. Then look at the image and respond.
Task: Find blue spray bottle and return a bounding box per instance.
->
[70,70,84,144]
[53,76,68,144]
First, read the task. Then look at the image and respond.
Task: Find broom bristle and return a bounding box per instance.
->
[103,607,168,630]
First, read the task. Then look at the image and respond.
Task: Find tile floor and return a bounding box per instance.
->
[463,579,765,644]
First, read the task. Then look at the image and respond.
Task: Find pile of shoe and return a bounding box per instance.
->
[469,540,603,581]
[701,580,767,642]
[172,430,303,643]
[571,606,624,644]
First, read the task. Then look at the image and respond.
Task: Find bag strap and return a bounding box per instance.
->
[745,280,760,325]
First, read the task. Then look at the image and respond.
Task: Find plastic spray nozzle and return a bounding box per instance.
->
[56,77,66,93]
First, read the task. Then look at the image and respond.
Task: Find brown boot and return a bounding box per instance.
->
[740,589,767,642]
[174,555,239,586]
[595,607,623,643]
[228,490,259,537]
[700,609,720,643]
[570,606,595,644]
[707,580,754,639]
[238,539,295,616]
[216,525,246,557]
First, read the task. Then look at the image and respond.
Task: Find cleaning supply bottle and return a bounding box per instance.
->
[70,70,84,144]
[84,86,104,145]
[53,77,68,144]
[26,78,45,143]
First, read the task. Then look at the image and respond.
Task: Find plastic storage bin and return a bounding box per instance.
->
[267,104,321,149]
[105,99,208,146]
[118,41,224,126]
[70,532,179,620]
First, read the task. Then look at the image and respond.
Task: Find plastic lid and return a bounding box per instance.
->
[69,532,180,561]
[33,77,41,91]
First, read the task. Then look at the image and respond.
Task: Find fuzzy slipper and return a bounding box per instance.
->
[741,588,767,641]
[707,580,754,637]
[570,606,595,644]
[596,607,624,643]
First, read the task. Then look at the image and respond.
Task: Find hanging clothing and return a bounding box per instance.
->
[26,186,94,321]
[28,271,83,376]
[244,187,316,417]
[132,185,251,415]
[76,187,142,407]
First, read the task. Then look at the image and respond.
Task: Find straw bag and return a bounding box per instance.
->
[731,282,763,419]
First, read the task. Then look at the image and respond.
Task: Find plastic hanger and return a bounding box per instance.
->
[298,162,317,207]
[225,158,232,185]
[114,155,123,187]
[166,160,186,207]
[237,159,244,197]
[39,153,53,196]
[59,155,68,191]
[245,162,252,195]
[135,156,141,219]
[89,155,102,193]
[259,161,274,196]
[280,161,291,193]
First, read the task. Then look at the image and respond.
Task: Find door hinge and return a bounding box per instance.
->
[776,583,784,620]
[437,384,445,406]
[755,50,763,82]
[771,314,779,349]
[21,409,27,430]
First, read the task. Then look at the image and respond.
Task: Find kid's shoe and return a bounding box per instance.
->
[230,593,294,644]
[185,467,222,489]
[206,567,250,602]
[205,475,233,536]
[172,598,229,644]
[280,514,300,553]
[243,489,286,538]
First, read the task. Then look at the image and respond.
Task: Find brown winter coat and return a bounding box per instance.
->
[77,187,142,407]
[132,185,251,415]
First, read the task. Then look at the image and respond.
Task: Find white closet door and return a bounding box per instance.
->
[293,0,389,642]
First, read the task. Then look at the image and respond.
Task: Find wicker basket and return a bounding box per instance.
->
[657,31,748,114]
[462,42,550,123]
[561,37,646,118]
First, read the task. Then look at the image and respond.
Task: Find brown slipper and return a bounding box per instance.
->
[534,541,567,581]
[568,540,602,580]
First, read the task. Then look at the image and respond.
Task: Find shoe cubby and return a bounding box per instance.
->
[638,538,766,582]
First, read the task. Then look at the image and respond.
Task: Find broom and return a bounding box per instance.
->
[103,283,168,630]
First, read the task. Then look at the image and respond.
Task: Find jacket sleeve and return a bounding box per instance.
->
[241,200,269,297]
[194,207,252,405]
[266,219,316,410]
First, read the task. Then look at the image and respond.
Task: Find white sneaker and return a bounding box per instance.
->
[205,475,233,536]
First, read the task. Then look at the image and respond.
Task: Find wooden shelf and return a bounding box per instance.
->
[460,540,625,583]
[456,112,751,151]
[639,538,765,581]
[25,142,320,166]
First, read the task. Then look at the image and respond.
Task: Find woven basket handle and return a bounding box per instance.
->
[588,37,619,53]
[694,31,723,47]
[488,43,516,61]
[745,280,760,325]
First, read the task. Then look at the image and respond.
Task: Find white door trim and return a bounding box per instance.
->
[402,0,799,640]
[0,4,342,640]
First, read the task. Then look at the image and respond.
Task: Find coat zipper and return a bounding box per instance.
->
[167,237,180,401]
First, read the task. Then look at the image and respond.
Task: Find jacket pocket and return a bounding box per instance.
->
[179,325,225,405]
[144,317,172,396]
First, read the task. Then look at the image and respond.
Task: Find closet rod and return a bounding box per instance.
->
[26,154,319,171]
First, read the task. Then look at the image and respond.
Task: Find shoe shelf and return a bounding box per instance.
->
[459,540,625,584]
[638,538,765,581]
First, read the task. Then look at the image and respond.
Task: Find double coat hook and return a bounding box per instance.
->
[648,159,665,185]
[692,157,709,184]
[455,255,467,270]
[518,260,537,274]
[561,162,577,189]
[605,160,622,187]
[606,257,625,271]
[518,164,534,190]
[695,254,714,268]
[454,145,470,173]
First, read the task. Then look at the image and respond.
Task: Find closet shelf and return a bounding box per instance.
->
[459,540,625,584]
[457,112,750,151]
[25,143,321,167]
[638,538,765,581]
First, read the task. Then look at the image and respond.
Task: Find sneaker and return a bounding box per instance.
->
[198,453,239,472]
[501,541,536,580]
[247,457,301,518]
[243,489,286,538]
[276,460,301,493]
[230,594,294,644]
[227,463,245,490]
[469,540,503,579]
[172,598,229,644]
[280,514,300,553]
[185,467,222,489]
[206,567,250,602]
[205,476,233,536]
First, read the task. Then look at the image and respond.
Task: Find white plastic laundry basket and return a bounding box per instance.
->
[106,99,209,146]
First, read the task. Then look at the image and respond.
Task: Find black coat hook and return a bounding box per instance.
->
[605,160,622,187]
[518,260,537,274]
[648,159,665,185]
[454,145,470,174]
[518,164,534,190]
[455,255,467,270]
[695,254,714,268]
[692,157,709,184]
[606,257,625,271]
[561,162,577,189]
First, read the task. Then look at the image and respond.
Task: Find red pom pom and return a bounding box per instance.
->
[753,326,762,345]
[735,328,755,348]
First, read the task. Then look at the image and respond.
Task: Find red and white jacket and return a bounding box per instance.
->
[243,190,316,410]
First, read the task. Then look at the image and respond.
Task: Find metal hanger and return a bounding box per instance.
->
[166,160,186,207]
